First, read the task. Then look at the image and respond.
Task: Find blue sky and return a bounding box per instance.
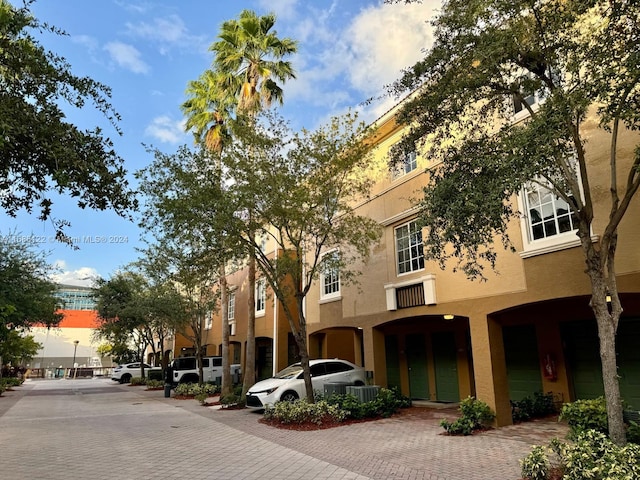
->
[4,0,439,286]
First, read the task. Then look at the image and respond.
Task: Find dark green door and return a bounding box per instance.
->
[385,335,401,390]
[503,325,543,401]
[563,321,604,400]
[432,331,460,402]
[615,319,640,408]
[406,334,429,399]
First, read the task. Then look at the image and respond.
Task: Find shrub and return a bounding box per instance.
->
[520,445,551,480]
[221,386,245,408]
[559,397,608,439]
[1,377,24,387]
[146,379,164,389]
[0,383,5,395]
[521,430,640,480]
[440,396,495,435]
[512,392,557,423]
[264,399,347,425]
[326,387,409,420]
[174,382,219,397]
[194,392,208,405]
[130,377,146,386]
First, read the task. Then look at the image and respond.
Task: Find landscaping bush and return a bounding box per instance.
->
[130,377,147,386]
[326,387,410,419]
[264,399,347,425]
[521,430,640,480]
[559,397,609,439]
[174,382,219,397]
[512,392,557,423]
[146,379,164,389]
[440,396,495,435]
[0,377,24,388]
[221,386,245,408]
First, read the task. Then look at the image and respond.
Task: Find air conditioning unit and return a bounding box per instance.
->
[324,382,349,398]
[346,385,380,403]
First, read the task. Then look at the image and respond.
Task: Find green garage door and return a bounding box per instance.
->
[563,318,640,406]
[432,331,460,402]
[406,334,430,399]
[385,335,401,391]
[503,325,543,402]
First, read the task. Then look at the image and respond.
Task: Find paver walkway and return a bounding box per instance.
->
[0,378,568,480]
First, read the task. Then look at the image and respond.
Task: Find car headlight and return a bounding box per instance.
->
[252,387,278,395]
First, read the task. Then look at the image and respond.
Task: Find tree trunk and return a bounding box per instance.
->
[242,250,256,397]
[220,267,231,397]
[295,295,313,402]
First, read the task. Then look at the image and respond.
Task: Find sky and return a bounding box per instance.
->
[3,0,440,287]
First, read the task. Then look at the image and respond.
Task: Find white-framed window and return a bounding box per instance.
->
[393,151,418,179]
[205,311,213,330]
[395,220,425,275]
[228,290,236,336]
[228,291,235,321]
[519,176,582,257]
[255,278,266,315]
[320,250,341,301]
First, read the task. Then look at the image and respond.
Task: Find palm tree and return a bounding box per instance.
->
[182,9,297,398]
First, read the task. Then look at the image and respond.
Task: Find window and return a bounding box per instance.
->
[256,278,266,314]
[395,220,425,275]
[228,291,235,321]
[519,176,582,258]
[228,291,236,336]
[205,311,213,330]
[320,250,340,300]
[524,182,578,242]
[393,151,417,178]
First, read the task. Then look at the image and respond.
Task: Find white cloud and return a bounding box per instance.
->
[257,0,300,21]
[104,41,150,74]
[51,262,100,287]
[125,15,210,56]
[144,115,187,144]
[342,2,438,95]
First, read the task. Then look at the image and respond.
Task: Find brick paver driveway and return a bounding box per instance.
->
[0,378,566,480]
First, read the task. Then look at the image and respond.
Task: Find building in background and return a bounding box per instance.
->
[29,285,112,377]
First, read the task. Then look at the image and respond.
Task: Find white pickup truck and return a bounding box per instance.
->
[170,356,241,385]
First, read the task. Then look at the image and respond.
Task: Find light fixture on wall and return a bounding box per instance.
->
[443,314,454,321]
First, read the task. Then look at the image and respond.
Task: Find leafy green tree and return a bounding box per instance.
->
[0,0,136,240]
[137,146,230,384]
[0,330,42,367]
[181,9,297,396]
[0,234,61,374]
[93,272,152,378]
[388,0,640,444]
[226,110,381,402]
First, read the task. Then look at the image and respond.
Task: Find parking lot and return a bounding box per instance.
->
[0,378,566,479]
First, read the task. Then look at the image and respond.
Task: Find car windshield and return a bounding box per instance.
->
[274,364,303,379]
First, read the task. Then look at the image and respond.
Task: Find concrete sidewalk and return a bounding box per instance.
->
[0,378,567,480]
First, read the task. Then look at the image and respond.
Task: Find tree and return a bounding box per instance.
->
[387,0,640,445]
[93,272,153,378]
[181,9,297,397]
[0,330,42,367]
[137,146,231,384]
[0,0,136,241]
[226,110,382,402]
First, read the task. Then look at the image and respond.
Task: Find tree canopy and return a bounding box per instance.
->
[0,0,137,240]
[388,0,640,444]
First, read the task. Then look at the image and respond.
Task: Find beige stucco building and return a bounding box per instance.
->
[176,98,640,427]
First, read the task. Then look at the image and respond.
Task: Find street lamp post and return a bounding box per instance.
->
[72,340,79,379]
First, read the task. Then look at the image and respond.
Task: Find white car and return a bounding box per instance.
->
[111,362,155,384]
[246,359,366,409]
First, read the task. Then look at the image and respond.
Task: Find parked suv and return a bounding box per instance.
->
[170,356,241,385]
[246,359,366,409]
[111,362,160,384]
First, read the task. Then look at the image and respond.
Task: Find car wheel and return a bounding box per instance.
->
[280,391,299,402]
[181,374,199,384]
[120,374,131,384]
